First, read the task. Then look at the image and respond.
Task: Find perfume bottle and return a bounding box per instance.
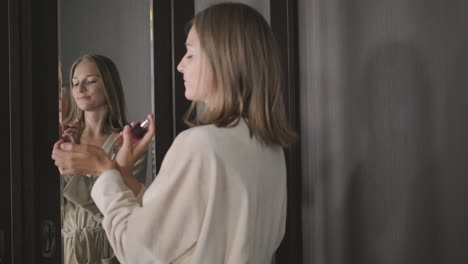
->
[112,118,150,154]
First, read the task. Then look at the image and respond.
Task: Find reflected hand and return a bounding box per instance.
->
[115,114,155,177]
[61,121,80,143]
[51,138,67,175]
[51,139,115,176]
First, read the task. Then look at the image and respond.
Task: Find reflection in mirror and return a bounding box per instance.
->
[58,1,154,263]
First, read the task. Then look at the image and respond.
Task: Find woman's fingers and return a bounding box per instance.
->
[51,139,65,161]
[53,138,65,151]
[53,148,83,167]
[52,139,67,175]
[56,115,155,177]
[53,143,115,176]
[115,114,155,171]
[63,126,78,133]
[53,150,73,173]
[62,121,79,129]
[133,114,155,156]
[121,125,133,150]
[62,127,79,143]
[57,165,74,176]
[59,142,98,154]
[115,125,134,170]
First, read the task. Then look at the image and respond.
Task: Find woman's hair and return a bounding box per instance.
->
[63,54,128,135]
[184,2,296,147]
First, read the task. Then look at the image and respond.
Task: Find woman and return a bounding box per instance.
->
[58,54,147,263]
[53,3,296,263]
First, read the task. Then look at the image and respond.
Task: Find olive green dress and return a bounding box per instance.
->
[61,133,147,264]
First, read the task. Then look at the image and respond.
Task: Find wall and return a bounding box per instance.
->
[194,0,269,21]
[60,0,152,123]
[60,0,154,184]
[299,0,468,263]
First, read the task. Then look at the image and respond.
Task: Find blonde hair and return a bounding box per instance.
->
[63,54,128,136]
[184,3,296,147]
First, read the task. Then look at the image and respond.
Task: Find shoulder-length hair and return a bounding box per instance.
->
[184,2,296,147]
[63,54,128,135]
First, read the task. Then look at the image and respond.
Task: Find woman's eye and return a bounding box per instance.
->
[72,83,78,87]
[87,80,97,84]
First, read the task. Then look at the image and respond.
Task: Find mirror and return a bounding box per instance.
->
[58,0,154,263]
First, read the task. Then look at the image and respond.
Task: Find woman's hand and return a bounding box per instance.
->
[52,139,67,175]
[61,121,80,143]
[51,139,116,176]
[52,114,154,180]
[115,114,155,178]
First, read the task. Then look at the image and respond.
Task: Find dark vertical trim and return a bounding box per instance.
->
[172,0,193,135]
[9,0,25,262]
[153,0,175,173]
[1,0,11,263]
[270,0,303,263]
[153,0,193,173]
[21,0,36,260]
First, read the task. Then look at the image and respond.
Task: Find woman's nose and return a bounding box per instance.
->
[177,59,184,73]
[78,82,87,92]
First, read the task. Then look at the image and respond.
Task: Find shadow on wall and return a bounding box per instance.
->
[348,41,439,264]
[439,39,468,263]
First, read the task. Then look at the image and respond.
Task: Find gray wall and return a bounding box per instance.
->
[195,0,269,22]
[299,0,468,263]
[60,0,154,185]
[60,0,152,123]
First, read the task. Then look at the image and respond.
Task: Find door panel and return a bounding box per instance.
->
[8,0,61,263]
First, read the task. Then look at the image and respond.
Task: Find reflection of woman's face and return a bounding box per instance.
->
[177,27,214,103]
[71,61,107,112]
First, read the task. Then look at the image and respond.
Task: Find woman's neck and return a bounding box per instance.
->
[82,109,109,138]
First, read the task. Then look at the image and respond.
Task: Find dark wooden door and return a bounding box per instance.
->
[7,0,61,263]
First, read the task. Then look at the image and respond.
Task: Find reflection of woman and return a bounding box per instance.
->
[53,3,296,263]
[59,54,147,264]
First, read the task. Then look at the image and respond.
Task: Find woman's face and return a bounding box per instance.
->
[71,61,107,112]
[177,27,215,103]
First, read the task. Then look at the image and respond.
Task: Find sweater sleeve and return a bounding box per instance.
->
[91,130,214,264]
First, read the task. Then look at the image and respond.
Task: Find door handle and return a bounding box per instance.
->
[41,220,56,258]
